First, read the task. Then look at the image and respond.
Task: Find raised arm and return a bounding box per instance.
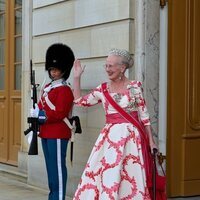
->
[73,59,85,100]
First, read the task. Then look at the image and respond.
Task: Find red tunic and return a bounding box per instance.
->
[38,83,74,139]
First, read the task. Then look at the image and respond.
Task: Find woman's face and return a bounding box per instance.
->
[49,67,63,80]
[105,55,126,81]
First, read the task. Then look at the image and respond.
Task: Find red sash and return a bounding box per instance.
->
[101,82,152,182]
[102,82,167,200]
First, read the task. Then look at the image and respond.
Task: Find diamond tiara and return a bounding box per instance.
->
[108,48,133,68]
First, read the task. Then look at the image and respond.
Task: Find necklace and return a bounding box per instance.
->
[109,77,127,93]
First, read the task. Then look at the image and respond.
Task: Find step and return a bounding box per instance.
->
[0,163,27,183]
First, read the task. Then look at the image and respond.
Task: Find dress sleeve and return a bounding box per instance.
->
[74,85,102,107]
[131,81,151,126]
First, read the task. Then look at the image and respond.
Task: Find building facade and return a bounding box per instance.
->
[0,0,200,198]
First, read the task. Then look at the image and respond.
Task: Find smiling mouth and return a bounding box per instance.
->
[107,72,113,75]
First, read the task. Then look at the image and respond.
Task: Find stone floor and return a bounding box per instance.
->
[0,163,200,200]
[1,174,200,200]
[0,175,72,200]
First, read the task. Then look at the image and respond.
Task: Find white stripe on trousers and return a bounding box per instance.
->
[57,139,63,200]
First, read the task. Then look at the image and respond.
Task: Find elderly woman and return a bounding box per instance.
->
[73,48,157,200]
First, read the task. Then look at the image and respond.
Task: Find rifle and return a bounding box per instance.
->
[24,60,39,155]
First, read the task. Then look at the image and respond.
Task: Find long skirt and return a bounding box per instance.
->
[73,123,151,200]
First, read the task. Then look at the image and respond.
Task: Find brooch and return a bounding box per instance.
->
[113,93,123,103]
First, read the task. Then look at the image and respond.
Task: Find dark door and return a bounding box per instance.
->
[167,0,200,197]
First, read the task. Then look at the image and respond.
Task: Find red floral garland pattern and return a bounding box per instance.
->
[73,81,151,199]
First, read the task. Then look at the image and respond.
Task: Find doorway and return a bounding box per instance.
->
[167,0,200,197]
[0,0,22,165]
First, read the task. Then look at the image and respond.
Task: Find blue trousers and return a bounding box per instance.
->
[41,138,69,200]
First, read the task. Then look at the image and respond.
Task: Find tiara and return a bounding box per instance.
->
[108,48,131,62]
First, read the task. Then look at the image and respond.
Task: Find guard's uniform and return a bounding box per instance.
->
[36,43,75,200]
[38,79,74,200]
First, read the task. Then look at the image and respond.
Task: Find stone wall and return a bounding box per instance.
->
[21,0,161,197]
[21,0,138,197]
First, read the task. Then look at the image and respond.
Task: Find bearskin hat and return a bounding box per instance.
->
[45,43,75,80]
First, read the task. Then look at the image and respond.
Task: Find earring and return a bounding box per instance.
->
[118,72,124,80]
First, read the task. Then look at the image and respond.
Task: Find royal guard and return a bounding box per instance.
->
[30,43,75,200]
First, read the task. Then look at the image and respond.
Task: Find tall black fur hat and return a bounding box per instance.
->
[45,43,75,80]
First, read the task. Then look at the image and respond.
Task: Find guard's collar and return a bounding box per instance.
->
[51,78,64,87]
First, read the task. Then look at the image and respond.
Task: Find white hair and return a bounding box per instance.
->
[108,48,134,68]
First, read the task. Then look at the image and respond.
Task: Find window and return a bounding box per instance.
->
[14,0,22,90]
[0,0,22,91]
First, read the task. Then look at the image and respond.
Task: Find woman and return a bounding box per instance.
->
[73,48,157,199]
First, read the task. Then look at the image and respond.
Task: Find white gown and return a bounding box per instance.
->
[73,81,151,200]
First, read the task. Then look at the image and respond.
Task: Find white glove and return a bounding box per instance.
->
[30,103,39,118]
[26,130,39,144]
[27,131,33,144]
